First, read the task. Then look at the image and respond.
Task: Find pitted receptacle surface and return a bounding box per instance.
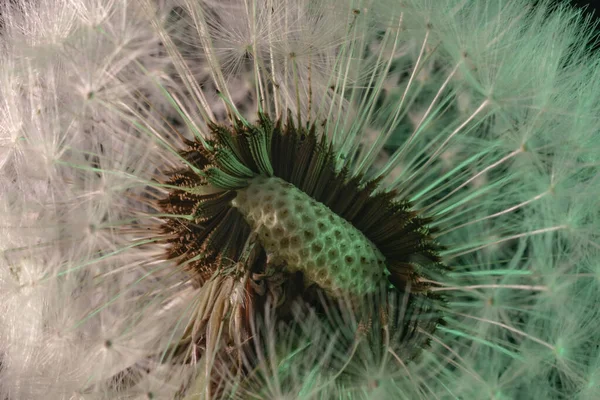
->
[232,176,387,294]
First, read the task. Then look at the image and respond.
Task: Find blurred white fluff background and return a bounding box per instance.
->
[1,0,599,399]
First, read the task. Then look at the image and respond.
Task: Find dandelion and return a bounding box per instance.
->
[1,0,599,399]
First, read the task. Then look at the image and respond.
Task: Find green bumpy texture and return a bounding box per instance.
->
[232,176,388,294]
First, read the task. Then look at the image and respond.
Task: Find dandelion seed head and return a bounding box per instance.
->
[1,0,600,399]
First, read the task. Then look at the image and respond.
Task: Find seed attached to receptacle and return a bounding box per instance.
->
[160,114,444,297]
[158,113,447,371]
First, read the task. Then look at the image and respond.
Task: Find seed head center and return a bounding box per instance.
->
[232,176,387,295]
